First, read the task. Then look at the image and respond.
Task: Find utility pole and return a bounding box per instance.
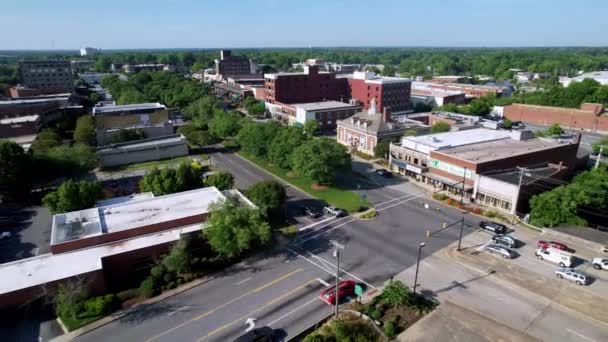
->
[330,240,345,319]
[596,146,605,170]
[457,217,465,251]
[460,167,467,206]
[511,167,526,224]
[413,242,426,294]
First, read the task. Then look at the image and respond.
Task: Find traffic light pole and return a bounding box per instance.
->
[330,240,344,319]
[457,217,465,251]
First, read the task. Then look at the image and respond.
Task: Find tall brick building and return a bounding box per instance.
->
[264,65,350,104]
[215,50,257,79]
[347,71,412,115]
[18,60,74,94]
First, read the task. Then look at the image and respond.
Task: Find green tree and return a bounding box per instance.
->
[502,118,513,129]
[0,140,33,201]
[74,115,96,145]
[204,198,271,257]
[530,186,588,227]
[247,101,265,117]
[177,124,209,148]
[246,180,286,215]
[208,110,241,139]
[162,238,192,274]
[268,126,306,168]
[383,280,413,308]
[236,121,281,158]
[467,98,492,116]
[42,180,102,214]
[204,172,234,190]
[374,138,391,159]
[546,123,564,136]
[31,129,61,155]
[290,138,351,184]
[303,120,319,137]
[54,279,88,321]
[185,96,218,129]
[139,162,202,195]
[430,122,451,133]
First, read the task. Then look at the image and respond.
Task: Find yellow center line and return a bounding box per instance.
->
[145,267,305,342]
[196,278,320,341]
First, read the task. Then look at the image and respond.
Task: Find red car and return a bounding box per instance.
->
[319,280,355,305]
[537,240,574,253]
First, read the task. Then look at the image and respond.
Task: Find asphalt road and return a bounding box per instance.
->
[75,151,475,342]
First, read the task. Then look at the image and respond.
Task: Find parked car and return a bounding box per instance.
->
[376,169,393,178]
[483,244,516,259]
[478,221,507,234]
[537,240,574,253]
[0,232,11,240]
[491,235,518,248]
[535,248,573,267]
[592,257,608,270]
[324,205,346,217]
[234,326,275,342]
[302,206,322,218]
[319,280,355,305]
[555,268,587,285]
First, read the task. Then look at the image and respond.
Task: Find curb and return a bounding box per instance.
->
[355,208,378,220]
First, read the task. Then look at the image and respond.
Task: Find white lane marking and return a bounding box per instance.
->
[566,328,597,342]
[374,192,423,207]
[317,278,330,287]
[298,216,337,231]
[235,277,252,286]
[296,216,351,238]
[167,306,189,316]
[296,218,356,244]
[309,253,377,290]
[289,249,334,274]
[266,297,319,327]
[376,193,424,212]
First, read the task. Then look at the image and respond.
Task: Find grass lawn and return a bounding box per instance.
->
[101,154,208,172]
[60,313,105,331]
[238,151,368,213]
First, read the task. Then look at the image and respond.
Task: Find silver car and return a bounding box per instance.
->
[484,244,515,259]
[492,234,517,248]
[555,268,587,285]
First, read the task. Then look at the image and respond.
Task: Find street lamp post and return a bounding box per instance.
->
[413,242,426,294]
[330,240,345,319]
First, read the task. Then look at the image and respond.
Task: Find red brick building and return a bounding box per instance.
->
[503,103,608,134]
[264,65,350,104]
[347,71,411,114]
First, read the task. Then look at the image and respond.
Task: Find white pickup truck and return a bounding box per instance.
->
[592,257,608,270]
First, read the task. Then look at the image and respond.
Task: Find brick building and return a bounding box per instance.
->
[18,60,74,95]
[502,103,608,134]
[264,65,350,104]
[337,101,429,156]
[0,114,41,138]
[215,50,258,79]
[389,128,580,212]
[0,94,73,124]
[0,187,254,309]
[347,71,412,115]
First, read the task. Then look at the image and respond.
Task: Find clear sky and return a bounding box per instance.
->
[1,0,607,50]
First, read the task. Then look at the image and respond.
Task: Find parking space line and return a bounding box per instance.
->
[566,328,597,342]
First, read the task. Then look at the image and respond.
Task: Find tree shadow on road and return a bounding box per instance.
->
[419,270,497,301]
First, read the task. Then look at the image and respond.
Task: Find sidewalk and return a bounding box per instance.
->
[397,300,539,342]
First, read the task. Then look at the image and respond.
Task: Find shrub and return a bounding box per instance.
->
[472,207,484,215]
[432,193,447,201]
[485,210,497,218]
[116,289,138,302]
[279,225,299,238]
[360,209,377,219]
[139,276,158,298]
[445,198,456,206]
[150,265,166,280]
[370,308,382,320]
[163,272,175,284]
[302,333,324,342]
[176,278,183,286]
[383,320,396,337]
[82,294,116,317]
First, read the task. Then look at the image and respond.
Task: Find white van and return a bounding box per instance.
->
[535,247,573,267]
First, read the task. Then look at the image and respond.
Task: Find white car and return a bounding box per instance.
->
[592,257,608,271]
[0,232,11,240]
[323,205,346,217]
[535,247,572,267]
[555,268,587,285]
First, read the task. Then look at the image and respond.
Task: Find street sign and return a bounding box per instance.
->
[354,284,364,296]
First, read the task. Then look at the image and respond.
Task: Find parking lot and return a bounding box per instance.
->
[0,205,52,264]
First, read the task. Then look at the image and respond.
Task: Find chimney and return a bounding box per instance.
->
[220,50,231,60]
[382,107,391,123]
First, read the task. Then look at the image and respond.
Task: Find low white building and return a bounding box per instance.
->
[560,71,608,87]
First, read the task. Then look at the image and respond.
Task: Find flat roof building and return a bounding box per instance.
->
[347,71,412,115]
[96,134,189,168]
[215,50,258,79]
[270,100,362,130]
[93,102,172,145]
[412,81,503,99]
[18,59,74,95]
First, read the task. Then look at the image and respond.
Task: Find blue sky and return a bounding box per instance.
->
[1,0,607,49]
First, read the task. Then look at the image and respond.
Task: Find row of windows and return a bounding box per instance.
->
[476,192,512,211]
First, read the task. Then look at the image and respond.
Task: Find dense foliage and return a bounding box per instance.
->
[139,162,202,195]
[267,126,306,168]
[430,122,451,133]
[74,115,96,146]
[529,167,608,227]
[101,71,207,107]
[246,180,287,215]
[204,198,272,257]
[203,172,234,190]
[290,138,351,184]
[42,180,102,214]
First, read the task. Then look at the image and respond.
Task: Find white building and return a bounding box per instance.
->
[80,47,101,56]
[559,71,608,87]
